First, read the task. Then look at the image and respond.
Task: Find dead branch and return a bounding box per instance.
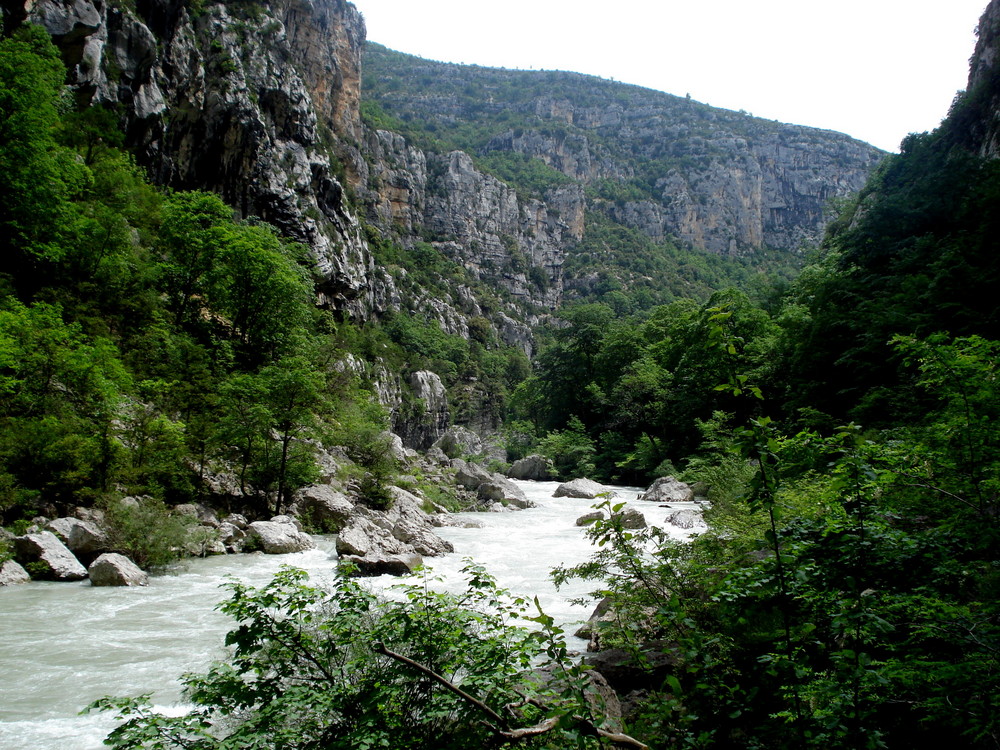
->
[374,642,649,749]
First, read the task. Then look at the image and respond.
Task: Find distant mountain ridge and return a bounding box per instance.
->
[362,42,885,257]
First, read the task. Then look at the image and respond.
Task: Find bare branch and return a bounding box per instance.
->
[375,643,650,748]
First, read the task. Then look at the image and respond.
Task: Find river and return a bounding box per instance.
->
[0,481,698,749]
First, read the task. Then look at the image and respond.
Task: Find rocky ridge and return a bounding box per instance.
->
[13,0,883,447]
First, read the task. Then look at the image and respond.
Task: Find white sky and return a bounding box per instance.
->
[350,0,988,153]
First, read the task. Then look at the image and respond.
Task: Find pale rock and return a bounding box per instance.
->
[453,459,492,490]
[665,509,703,530]
[477,476,535,509]
[0,560,30,586]
[297,485,354,532]
[434,426,483,459]
[613,507,646,530]
[14,532,88,581]
[218,522,246,552]
[576,510,605,527]
[246,521,315,554]
[641,476,694,503]
[270,515,303,531]
[224,513,249,529]
[46,517,109,554]
[88,553,149,587]
[553,478,614,500]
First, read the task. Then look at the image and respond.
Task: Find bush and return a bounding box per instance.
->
[91,564,632,749]
[99,496,195,570]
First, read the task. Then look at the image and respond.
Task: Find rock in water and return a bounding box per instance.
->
[640,476,694,503]
[340,553,424,577]
[575,510,605,527]
[88,553,149,587]
[246,521,315,554]
[0,560,30,586]
[665,509,703,530]
[14,531,88,581]
[507,454,553,480]
[613,507,647,529]
[553,478,613,499]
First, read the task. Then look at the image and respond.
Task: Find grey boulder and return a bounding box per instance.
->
[0,559,30,586]
[88,553,149,587]
[640,476,694,503]
[246,521,315,554]
[553,478,613,499]
[14,531,88,581]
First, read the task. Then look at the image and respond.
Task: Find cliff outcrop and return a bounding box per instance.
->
[364,44,884,257]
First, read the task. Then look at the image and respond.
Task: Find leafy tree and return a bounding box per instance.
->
[92,564,636,749]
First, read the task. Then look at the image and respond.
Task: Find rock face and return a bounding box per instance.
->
[395,370,450,450]
[364,43,884,258]
[27,0,372,314]
[13,531,88,581]
[966,0,1000,158]
[640,476,694,503]
[21,0,884,439]
[246,521,315,554]
[88,553,149,586]
[554,478,613,499]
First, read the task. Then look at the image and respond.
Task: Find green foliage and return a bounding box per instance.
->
[100,496,197,570]
[92,564,611,749]
[0,32,386,526]
[537,416,596,480]
[557,332,1000,748]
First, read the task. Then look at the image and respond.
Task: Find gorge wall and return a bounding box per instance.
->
[5,0,889,439]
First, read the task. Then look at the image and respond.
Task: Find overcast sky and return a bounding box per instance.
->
[350,0,988,153]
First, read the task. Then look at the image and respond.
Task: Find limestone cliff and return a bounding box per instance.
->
[364,44,884,258]
[963,0,1000,158]
[15,0,373,313]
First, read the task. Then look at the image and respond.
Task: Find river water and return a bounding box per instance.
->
[0,481,698,749]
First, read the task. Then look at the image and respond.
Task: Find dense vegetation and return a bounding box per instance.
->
[0,28,525,554]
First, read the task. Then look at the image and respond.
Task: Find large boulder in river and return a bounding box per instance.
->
[297,485,354,532]
[14,531,88,581]
[640,476,694,503]
[507,454,553,481]
[336,514,409,557]
[88,553,149,587]
[336,489,454,559]
[384,488,455,555]
[613,507,647,529]
[0,559,30,586]
[553,478,614,499]
[246,521,315,554]
[477,476,536,509]
[665,509,703,530]
[46,517,110,554]
[576,510,605,526]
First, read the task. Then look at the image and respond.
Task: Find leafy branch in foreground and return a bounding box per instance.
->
[89,563,641,749]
